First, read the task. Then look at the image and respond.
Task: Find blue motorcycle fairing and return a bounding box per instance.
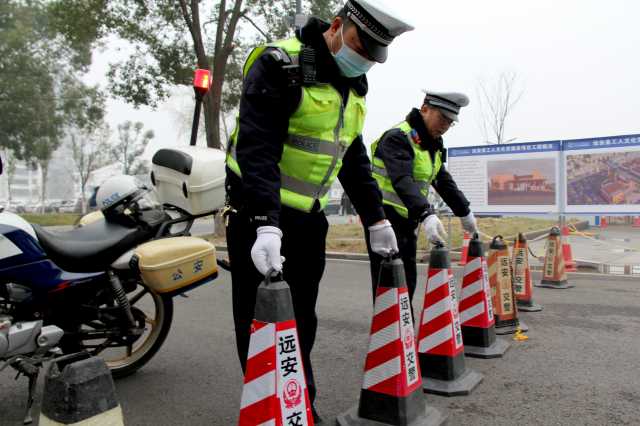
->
[0,224,46,269]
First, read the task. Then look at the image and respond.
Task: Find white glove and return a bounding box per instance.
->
[422,214,447,244]
[368,220,399,257]
[460,212,478,235]
[251,226,283,276]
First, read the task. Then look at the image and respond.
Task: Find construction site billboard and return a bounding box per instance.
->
[564,134,640,214]
[448,141,562,215]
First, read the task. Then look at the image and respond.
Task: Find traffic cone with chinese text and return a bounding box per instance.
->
[561,226,577,272]
[536,227,574,289]
[487,236,528,335]
[460,233,510,358]
[513,233,543,312]
[40,354,124,426]
[238,274,313,426]
[417,243,483,396]
[337,257,447,426]
[458,232,470,266]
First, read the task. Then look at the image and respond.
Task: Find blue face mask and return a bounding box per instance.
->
[333,26,376,78]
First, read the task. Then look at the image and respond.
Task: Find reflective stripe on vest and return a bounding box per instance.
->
[371,121,443,218]
[229,144,334,199]
[226,37,366,213]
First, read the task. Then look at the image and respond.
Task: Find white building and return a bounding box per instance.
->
[5,161,41,204]
[2,144,79,206]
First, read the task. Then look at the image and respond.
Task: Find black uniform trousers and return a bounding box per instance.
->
[366,204,419,305]
[226,205,328,404]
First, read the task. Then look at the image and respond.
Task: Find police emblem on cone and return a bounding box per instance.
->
[238,274,313,426]
[460,233,511,359]
[337,257,447,426]
[513,233,543,312]
[487,236,528,335]
[417,243,483,396]
[536,227,574,289]
[40,354,124,426]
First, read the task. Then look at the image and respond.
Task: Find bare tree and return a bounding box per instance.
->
[111,121,154,175]
[70,123,111,213]
[2,149,17,204]
[476,71,524,144]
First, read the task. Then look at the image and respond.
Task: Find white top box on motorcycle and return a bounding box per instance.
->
[151,146,226,215]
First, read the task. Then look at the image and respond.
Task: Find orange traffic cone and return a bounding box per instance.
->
[238,275,313,426]
[512,233,543,312]
[536,227,574,289]
[417,243,483,396]
[338,257,447,426]
[600,217,608,229]
[561,226,577,272]
[458,232,470,266]
[460,233,510,358]
[487,236,528,335]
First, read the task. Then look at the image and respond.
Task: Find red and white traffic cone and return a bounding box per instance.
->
[513,233,543,312]
[487,236,528,335]
[536,227,574,289]
[561,226,577,272]
[417,243,483,396]
[337,258,447,426]
[633,217,640,228]
[458,232,470,266]
[238,275,313,426]
[460,233,510,358]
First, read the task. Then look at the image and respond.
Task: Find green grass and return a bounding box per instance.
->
[204,216,572,254]
[325,217,566,253]
[18,213,81,226]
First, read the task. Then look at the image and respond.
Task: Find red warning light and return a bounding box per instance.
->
[193,69,211,95]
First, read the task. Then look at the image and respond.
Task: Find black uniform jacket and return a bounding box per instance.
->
[226,18,385,229]
[374,108,470,222]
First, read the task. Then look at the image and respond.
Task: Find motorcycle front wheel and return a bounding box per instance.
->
[63,280,174,379]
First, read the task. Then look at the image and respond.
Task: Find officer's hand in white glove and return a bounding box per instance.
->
[422,214,448,244]
[368,220,399,257]
[460,212,478,235]
[251,226,284,276]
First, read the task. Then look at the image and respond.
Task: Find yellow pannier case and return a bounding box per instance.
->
[131,236,218,295]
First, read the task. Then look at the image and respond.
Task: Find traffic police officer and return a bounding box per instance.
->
[225,1,413,421]
[368,91,478,302]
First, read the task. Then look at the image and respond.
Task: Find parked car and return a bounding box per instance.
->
[25,202,42,213]
[58,199,82,214]
[1,201,26,213]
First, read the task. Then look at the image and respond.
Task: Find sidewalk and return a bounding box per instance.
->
[528,225,640,273]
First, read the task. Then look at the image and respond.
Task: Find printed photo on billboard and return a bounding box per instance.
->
[566,151,640,205]
[487,159,556,205]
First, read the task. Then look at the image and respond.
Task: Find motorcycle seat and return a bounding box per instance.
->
[33,220,155,273]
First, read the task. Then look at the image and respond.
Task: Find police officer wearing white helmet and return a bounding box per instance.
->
[224,1,413,421]
[368,91,477,303]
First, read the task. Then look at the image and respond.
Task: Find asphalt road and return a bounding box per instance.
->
[2,260,640,425]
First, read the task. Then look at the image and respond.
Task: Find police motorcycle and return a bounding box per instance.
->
[0,69,225,423]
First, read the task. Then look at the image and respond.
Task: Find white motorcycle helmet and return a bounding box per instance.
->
[96,175,159,224]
